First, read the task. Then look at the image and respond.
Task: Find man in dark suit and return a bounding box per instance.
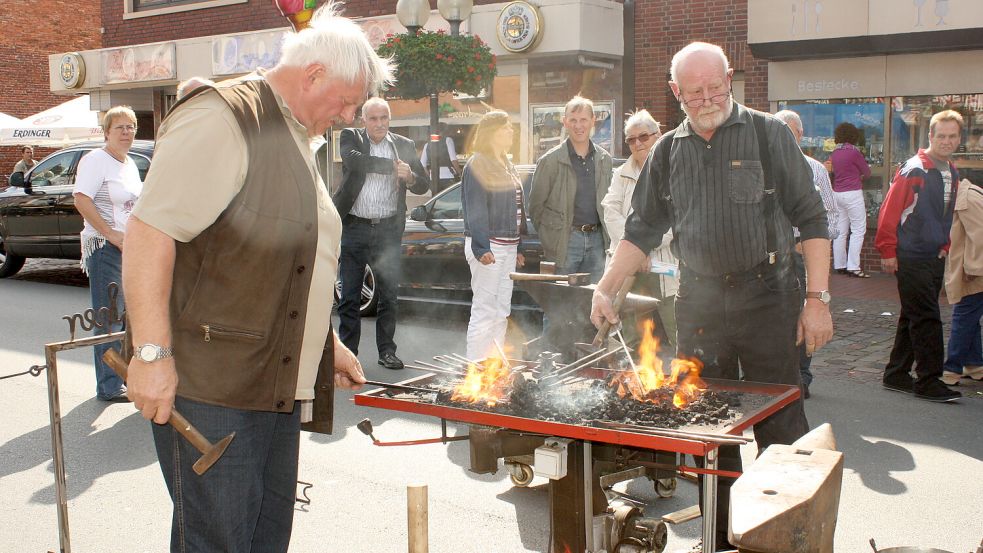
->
[334,97,430,369]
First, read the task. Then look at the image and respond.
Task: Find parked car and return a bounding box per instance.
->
[0,140,154,277]
[337,164,546,315]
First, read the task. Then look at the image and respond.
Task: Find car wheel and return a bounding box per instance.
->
[334,265,378,316]
[0,236,26,278]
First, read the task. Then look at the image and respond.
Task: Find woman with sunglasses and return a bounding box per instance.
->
[601,110,678,342]
[72,105,142,402]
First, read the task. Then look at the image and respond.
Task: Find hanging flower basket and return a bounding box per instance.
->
[377,30,497,100]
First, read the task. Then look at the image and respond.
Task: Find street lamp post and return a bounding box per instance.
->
[396,0,473,194]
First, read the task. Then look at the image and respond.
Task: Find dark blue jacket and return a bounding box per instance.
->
[462,153,527,258]
[876,149,958,260]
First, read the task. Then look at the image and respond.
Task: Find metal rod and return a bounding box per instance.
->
[364,380,437,395]
[543,348,620,382]
[615,328,642,387]
[45,344,71,553]
[493,339,511,371]
[702,448,719,551]
[449,353,479,365]
[432,355,467,369]
[409,361,465,376]
[405,363,462,376]
[583,441,594,551]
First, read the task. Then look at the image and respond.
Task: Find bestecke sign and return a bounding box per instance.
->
[798,79,861,93]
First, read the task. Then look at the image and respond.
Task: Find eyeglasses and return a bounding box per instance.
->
[111,125,137,133]
[626,132,657,146]
[679,90,731,108]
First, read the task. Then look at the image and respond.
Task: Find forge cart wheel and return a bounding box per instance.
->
[507,462,534,487]
[655,477,677,498]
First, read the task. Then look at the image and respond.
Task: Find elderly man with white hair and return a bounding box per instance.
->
[592,42,832,552]
[774,108,838,398]
[121,3,389,549]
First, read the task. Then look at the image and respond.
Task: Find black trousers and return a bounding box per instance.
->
[675,258,809,550]
[338,215,401,356]
[884,256,946,390]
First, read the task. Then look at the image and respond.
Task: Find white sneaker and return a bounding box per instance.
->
[962,365,983,381]
[940,371,962,385]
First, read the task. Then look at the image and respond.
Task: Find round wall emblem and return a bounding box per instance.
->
[59,53,86,89]
[497,1,543,53]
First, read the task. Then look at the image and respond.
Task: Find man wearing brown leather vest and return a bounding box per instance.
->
[120,4,391,551]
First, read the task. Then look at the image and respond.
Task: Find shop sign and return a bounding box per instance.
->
[933,94,983,112]
[797,78,860,94]
[212,31,287,76]
[59,53,86,89]
[497,1,543,53]
[101,43,176,85]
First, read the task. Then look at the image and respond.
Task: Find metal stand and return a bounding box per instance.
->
[701,447,719,550]
[44,331,125,553]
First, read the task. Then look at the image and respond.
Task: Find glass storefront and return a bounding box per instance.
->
[779,93,983,226]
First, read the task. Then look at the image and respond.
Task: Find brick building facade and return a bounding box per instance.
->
[0,0,102,175]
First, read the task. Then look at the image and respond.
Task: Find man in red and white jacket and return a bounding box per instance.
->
[875,109,964,402]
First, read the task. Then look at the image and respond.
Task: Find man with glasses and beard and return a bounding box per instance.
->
[591,42,832,553]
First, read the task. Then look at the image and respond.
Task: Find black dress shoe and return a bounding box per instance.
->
[378,352,404,370]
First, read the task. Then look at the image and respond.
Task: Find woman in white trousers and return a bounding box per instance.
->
[462,111,526,360]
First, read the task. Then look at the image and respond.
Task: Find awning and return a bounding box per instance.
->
[0,97,104,147]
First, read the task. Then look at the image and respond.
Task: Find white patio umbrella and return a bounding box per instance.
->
[0,96,104,147]
[0,111,21,130]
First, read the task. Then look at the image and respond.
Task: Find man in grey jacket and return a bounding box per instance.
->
[529,96,613,282]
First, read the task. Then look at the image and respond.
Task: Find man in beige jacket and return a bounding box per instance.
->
[942,177,983,384]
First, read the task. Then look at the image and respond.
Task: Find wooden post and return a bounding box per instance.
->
[407,483,428,553]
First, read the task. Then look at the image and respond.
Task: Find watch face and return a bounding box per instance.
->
[139,346,156,362]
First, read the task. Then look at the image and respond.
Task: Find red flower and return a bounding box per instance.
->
[474,53,481,60]
[488,63,495,69]
[394,37,401,43]
[437,29,446,34]
[455,80,463,87]
[467,66,475,73]
[436,53,443,59]
[476,75,482,81]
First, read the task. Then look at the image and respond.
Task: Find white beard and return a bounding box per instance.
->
[684,100,733,135]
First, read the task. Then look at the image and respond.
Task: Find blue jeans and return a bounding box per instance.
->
[338,215,401,356]
[87,243,126,399]
[152,396,300,552]
[944,291,983,374]
[560,229,605,283]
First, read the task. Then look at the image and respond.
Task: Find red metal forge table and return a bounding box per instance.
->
[355,374,800,552]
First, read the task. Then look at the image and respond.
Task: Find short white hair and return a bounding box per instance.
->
[624,109,660,135]
[773,109,802,129]
[670,41,730,83]
[360,97,390,118]
[564,95,595,117]
[278,1,395,95]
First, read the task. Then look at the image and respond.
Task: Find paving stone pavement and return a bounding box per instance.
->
[9,259,983,396]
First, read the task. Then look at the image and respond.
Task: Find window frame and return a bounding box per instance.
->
[123,0,247,20]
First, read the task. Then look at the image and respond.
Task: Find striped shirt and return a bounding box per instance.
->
[625,102,828,276]
[351,137,398,219]
[794,155,838,241]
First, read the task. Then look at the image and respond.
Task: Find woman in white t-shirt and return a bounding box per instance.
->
[73,105,142,402]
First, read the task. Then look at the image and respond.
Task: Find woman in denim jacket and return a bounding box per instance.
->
[462,111,527,360]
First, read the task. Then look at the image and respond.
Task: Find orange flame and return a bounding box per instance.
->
[611,321,706,408]
[451,344,513,406]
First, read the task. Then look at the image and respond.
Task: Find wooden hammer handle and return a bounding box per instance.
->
[592,275,636,347]
[102,348,213,455]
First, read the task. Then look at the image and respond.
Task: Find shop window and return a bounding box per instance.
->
[126,0,246,17]
[778,98,888,223]
[891,94,983,185]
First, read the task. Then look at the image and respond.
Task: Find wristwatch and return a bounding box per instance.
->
[805,290,832,305]
[134,343,174,363]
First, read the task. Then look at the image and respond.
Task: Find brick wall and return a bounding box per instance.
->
[102,0,508,47]
[631,0,766,130]
[0,0,101,176]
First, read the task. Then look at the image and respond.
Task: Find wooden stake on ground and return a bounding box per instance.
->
[407,483,428,553]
